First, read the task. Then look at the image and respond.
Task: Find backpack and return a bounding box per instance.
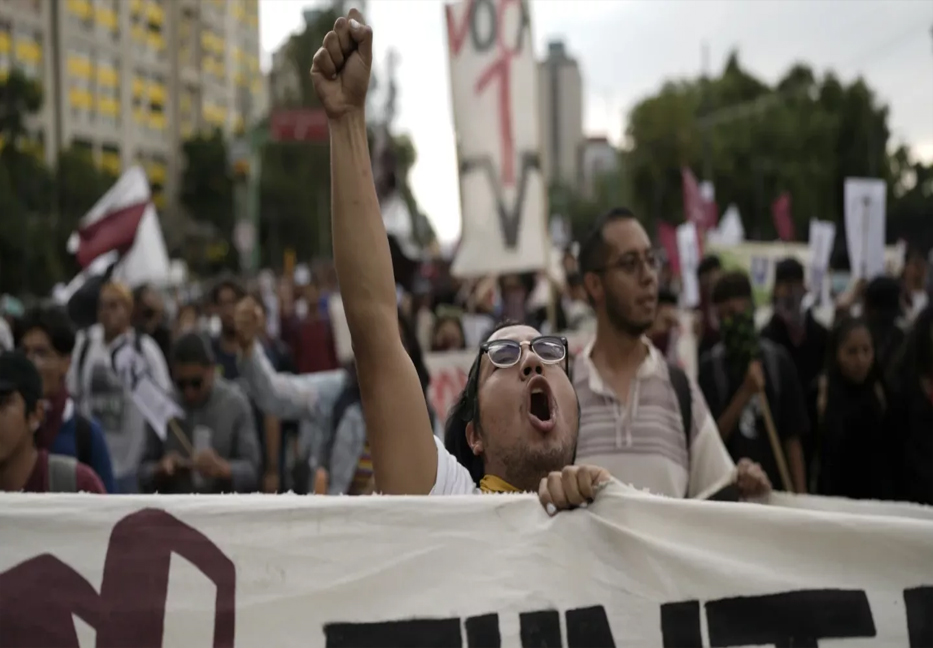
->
[47,454,80,493]
[73,414,94,469]
[667,362,693,459]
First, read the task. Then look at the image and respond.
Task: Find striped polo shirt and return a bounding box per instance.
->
[573,339,735,498]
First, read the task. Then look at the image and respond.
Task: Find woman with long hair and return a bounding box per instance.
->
[810,316,892,499]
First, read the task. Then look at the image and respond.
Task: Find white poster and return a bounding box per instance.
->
[1,485,931,647]
[808,219,836,306]
[844,178,887,280]
[676,222,700,308]
[112,340,184,441]
[446,0,547,277]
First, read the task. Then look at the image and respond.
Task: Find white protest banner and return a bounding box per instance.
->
[676,222,700,307]
[808,219,836,306]
[1,485,931,647]
[111,340,184,441]
[446,0,547,277]
[767,491,933,523]
[844,178,887,280]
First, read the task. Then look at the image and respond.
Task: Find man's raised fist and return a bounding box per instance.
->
[310,8,373,121]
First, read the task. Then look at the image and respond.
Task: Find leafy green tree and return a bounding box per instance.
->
[625,51,895,241]
[179,130,236,272]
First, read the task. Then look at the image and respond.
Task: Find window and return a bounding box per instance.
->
[93,0,119,39]
[67,46,93,124]
[66,0,94,31]
[13,26,42,80]
[96,55,120,128]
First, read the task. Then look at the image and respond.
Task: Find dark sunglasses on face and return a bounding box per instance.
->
[176,377,203,391]
[480,336,568,370]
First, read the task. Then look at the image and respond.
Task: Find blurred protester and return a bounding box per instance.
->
[810,316,892,500]
[863,276,906,378]
[888,306,933,506]
[695,255,723,357]
[499,273,534,323]
[431,307,467,352]
[761,258,829,413]
[698,271,807,493]
[280,278,339,374]
[17,306,115,492]
[573,209,768,499]
[902,247,929,323]
[139,332,260,494]
[647,288,680,362]
[68,281,171,493]
[251,292,299,492]
[563,273,596,333]
[0,316,11,352]
[461,277,498,347]
[234,296,442,495]
[209,277,281,488]
[174,302,202,338]
[133,284,172,363]
[0,351,105,493]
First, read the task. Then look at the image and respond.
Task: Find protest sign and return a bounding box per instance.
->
[446,0,548,277]
[844,177,887,280]
[111,339,184,441]
[676,222,700,307]
[1,483,931,647]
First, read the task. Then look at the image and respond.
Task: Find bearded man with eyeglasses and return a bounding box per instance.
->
[573,209,771,501]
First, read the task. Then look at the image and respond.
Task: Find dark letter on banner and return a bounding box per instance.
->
[705,589,876,647]
[460,152,540,249]
[565,605,615,648]
[469,0,496,53]
[904,587,933,648]
[519,609,561,648]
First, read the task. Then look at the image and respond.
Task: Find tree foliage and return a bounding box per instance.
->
[622,50,926,246]
[0,71,115,296]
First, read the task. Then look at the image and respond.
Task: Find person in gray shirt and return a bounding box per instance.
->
[139,332,260,493]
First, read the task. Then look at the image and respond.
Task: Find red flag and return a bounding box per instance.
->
[771,192,795,241]
[71,167,151,269]
[658,222,680,276]
[681,167,705,226]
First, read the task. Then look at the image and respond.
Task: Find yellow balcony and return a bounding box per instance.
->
[15,40,42,64]
[148,83,166,104]
[147,162,167,183]
[67,0,92,20]
[148,113,166,132]
[152,193,166,209]
[0,32,11,54]
[133,108,146,124]
[146,32,164,51]
[146,3,164,26]
[130,0,143,17]
[68,88,93,110]
[97,96,120,116]
[101,152,121,175]
[95,6,118,30]
[131,25,146,42]
[132,77,145,97]
[66,55,92,78]
[96,66,118,87]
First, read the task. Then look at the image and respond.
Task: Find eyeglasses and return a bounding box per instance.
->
[175,377,203,391]
[480,336,568,370]
[596,250,661,277]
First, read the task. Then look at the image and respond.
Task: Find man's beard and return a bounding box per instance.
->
[606,298,652,337]
[496,441,575,493]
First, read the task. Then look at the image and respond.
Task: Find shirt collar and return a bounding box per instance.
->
[575,335,660,398]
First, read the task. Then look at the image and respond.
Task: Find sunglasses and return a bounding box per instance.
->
[480,336,568,370]
[175,377,203,391]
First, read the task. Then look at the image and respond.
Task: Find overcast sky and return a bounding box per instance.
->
[259,0,933,242]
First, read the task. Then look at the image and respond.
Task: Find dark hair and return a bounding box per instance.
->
[658,288,678,307]
[132,284,153,304]
[17,305,76,356]
[431,311,466,349]
[711,271,753,305]
[697,255,722,277]
[826,316,875,379]
[171,332,215,367]
[578,207,637,276]
[210,276,246,305]
[893,306,933,386]
[774,258,805,285]
[863,276,901,319]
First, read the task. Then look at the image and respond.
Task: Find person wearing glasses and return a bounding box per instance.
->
[309,11,609,512]
[574,211,771,500]
[138,332,260,494]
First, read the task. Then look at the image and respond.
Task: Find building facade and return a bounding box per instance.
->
[0,0,261,220]
[579,136,618,201]
[536,40,583,192]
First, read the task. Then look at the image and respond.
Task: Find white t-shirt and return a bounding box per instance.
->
[0,317,12,352]
[429,435,480,495]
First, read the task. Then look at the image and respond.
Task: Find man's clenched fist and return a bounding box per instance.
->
[311,9,372,120]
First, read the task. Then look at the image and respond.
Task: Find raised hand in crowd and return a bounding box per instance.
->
[234,295,264,354]
[742,360,766,397]
[157,451,190,478]
[310,9,372,121]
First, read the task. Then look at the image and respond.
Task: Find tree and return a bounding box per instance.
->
[625,51,895,242]
[179,130,236,273]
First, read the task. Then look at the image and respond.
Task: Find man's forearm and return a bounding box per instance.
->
[329,112,397,349]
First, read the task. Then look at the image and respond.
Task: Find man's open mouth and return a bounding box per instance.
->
[526,376,555,431]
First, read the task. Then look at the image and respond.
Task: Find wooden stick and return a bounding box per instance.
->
[313,468,329,495]
[168,419,194,457]
[757,390,793,492]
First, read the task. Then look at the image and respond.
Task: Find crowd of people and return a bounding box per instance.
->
[1,10,931,511]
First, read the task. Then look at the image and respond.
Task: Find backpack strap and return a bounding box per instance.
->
[47,454,79,493]
[759,341,782,405]
[667,362,693,459]
[74,415,94,469]
[709,344,730,414]
[74,333,91,398]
